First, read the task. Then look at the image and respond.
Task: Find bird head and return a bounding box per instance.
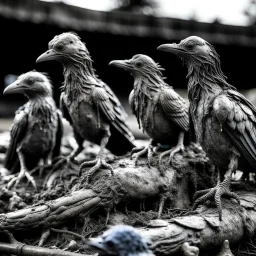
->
[89,225,152,256]
[157,36,220,70]
[3,71,53,98]
[109,54,164,81]
[157,36,232,96]
[36,32,92,65]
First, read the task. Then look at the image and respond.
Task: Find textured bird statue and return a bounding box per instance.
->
[3,71,63,189]
[36,33,135,179]
[89,225,154,256]
[109,54,189,168]
[157,36,256,220]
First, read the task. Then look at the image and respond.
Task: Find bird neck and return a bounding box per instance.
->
[28,96,55,122]
[26,91,52,100]
[133,75,165,98]
[186,62,234,104]
[132,77,164,130]
[62,58,98,100]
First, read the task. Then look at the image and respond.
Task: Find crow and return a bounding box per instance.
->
[109,54,189,168]
[89,225,154,256]
[157,36,255,220]
[36,33,135,180]
[3,71,63,189]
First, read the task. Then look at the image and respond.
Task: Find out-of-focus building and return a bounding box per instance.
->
[1,0,256,117]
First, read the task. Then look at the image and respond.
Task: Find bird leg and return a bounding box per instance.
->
[131,139,160,167]
[193,154,240,220]
[53,144,84,167]
[80,133,113,183]
[7,147,37,190]
[159,131,185,168]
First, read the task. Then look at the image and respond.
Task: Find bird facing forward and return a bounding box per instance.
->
[109,54,189,168]
[3,71,63,189]
[36,33,135,181]
[89,225,153,256]
[157,36,255,219]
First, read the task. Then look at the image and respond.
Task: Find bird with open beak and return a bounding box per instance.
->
[89,225,154,256]
[157,36,256,220]
[109,54,189,168]
[3,71,63,189]
[36,33,135,181]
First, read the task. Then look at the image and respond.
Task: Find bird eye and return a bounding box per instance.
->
[26,78,34,85]
[186,42,194,50]
[56,44,64,51]
[136,61,143,68]
[106,240,114,248]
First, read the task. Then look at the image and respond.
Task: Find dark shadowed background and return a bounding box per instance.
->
[1,0,256,136]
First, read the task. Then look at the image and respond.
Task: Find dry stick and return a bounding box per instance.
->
[50,227,86,243]
[0,242,89,256]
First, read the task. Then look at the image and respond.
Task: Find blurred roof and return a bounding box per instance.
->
[1,0,256,46]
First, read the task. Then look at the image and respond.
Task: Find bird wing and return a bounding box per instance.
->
[60,92,73,125]
[92,85,135,143]
[213,90,256,168]
[60,92,84,146]
[52,110,64,159]
[5,107,28,171]
[128,89,136,115]
[159,88,189,132]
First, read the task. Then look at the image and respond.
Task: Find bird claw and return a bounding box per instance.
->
[131,145,158,167]
[159,144,184,171]
[7,169,37,190]
[130,146,144,159]
[80,157,114,183]
[192,181,240,221]
[168,144,184,165]
[51,155,75,173]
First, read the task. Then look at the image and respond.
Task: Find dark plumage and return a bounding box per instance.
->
[89,225,153,256]
[36,33,135,179]
[4,71,63,189]
[157,36,255,220]
[109,54,189,167]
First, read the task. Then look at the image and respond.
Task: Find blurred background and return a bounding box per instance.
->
[1,0,256,137]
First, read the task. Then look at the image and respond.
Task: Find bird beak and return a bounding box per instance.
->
[36,49,60,63]
[109,60,133,71]
[88,238,106,252]
[157,43,187,57]
[3,81,27,95]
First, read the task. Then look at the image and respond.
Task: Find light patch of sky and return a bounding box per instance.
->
[159,0,248,25]
[41,0,250,26]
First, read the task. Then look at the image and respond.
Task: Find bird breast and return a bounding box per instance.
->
[67,96,110,144]
[141,100,180,145]
[191,95,239,168]
[22,103,58,156]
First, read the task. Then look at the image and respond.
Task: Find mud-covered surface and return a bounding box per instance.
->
[0,132,256,256]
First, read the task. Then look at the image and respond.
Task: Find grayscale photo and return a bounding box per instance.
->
[0,1,255,255]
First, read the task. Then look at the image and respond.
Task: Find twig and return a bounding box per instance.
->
[50,228,86,243]
[0,242,89,256]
